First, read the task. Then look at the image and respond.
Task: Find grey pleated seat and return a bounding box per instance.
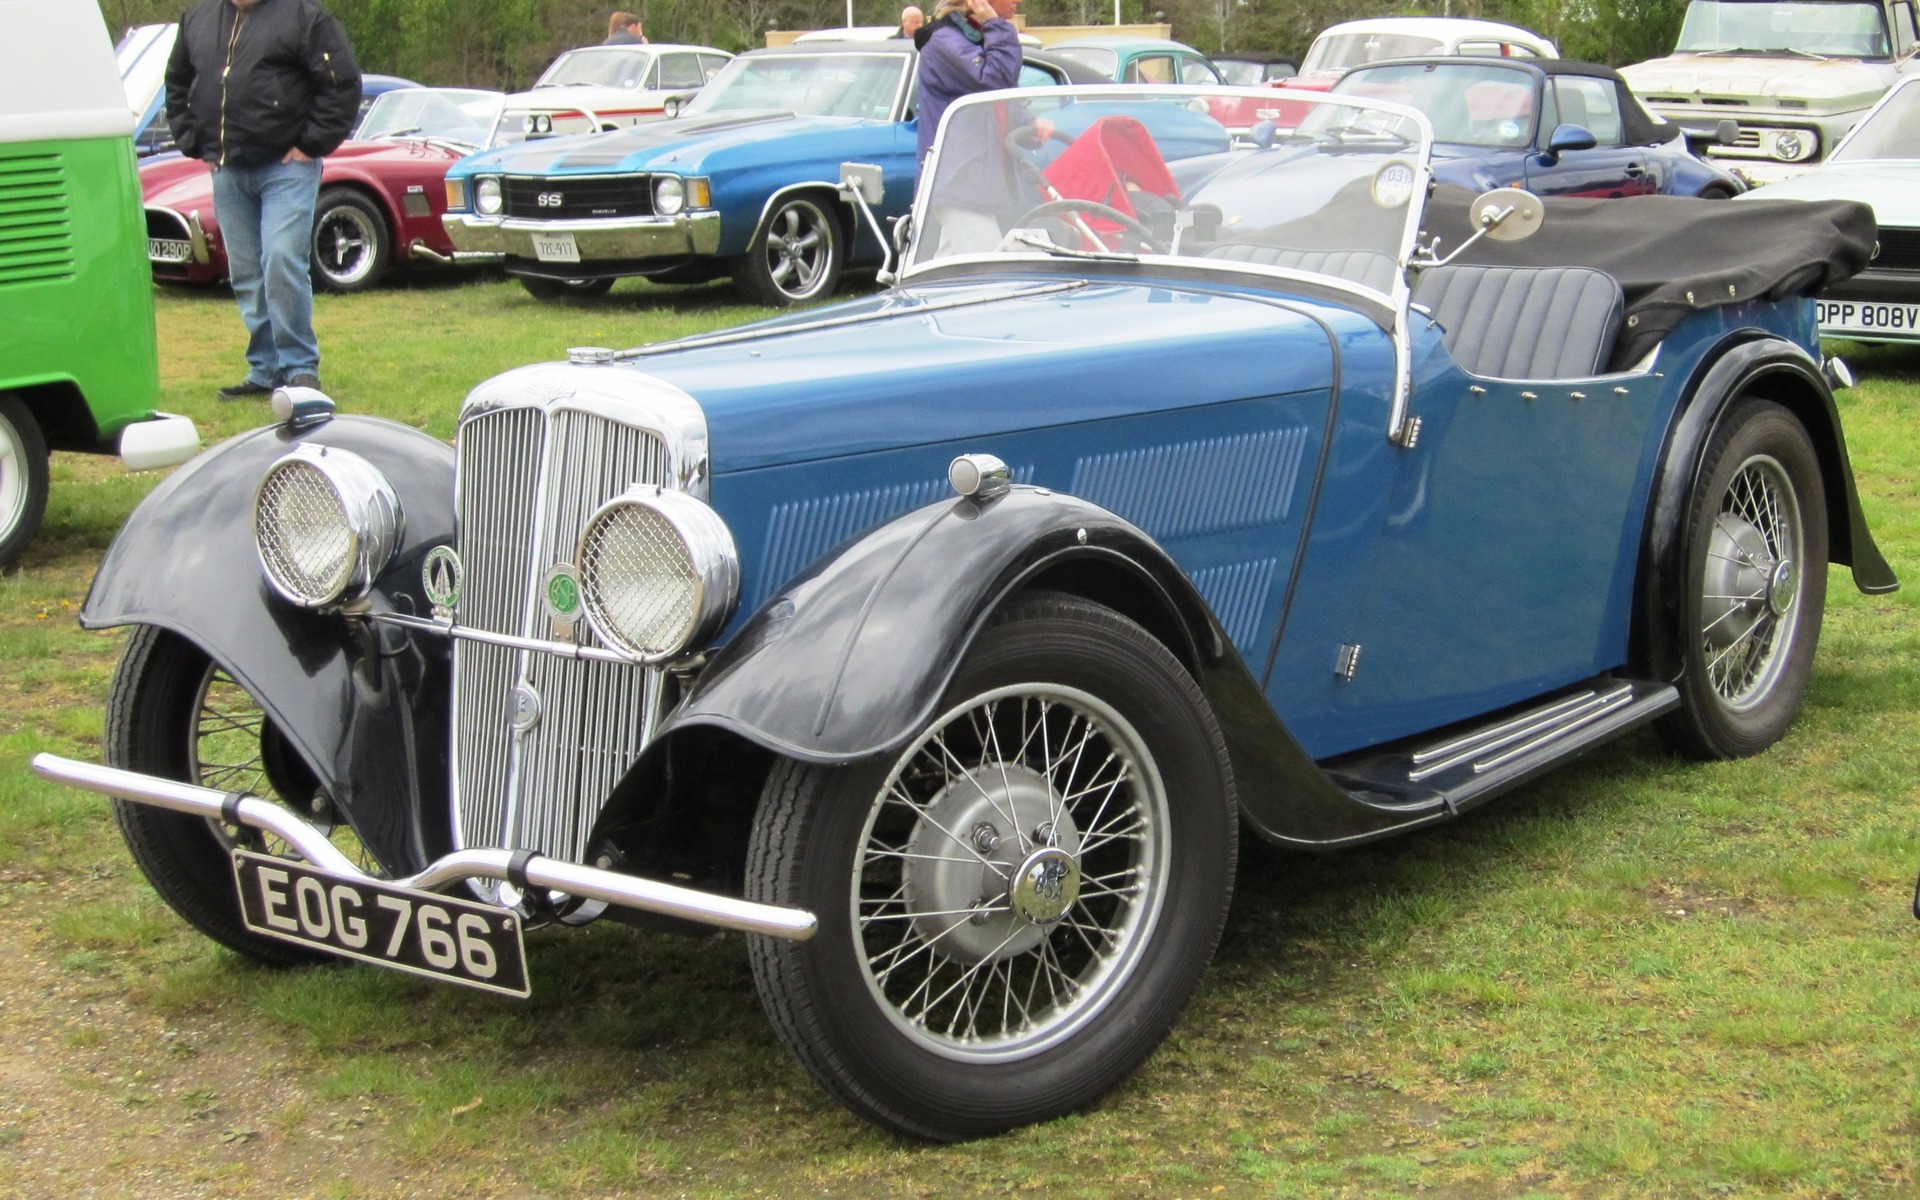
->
[1204,244,1400,292]
[1411,264,1624,379]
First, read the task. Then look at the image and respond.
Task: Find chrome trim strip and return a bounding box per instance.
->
[1407,683,1633,783]
[30,753,817,941]
[374,610,633,664]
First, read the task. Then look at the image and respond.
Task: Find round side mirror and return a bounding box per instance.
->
[1470,186,1545,242]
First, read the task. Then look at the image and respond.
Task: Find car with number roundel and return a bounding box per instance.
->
[141,86,505,292]
[1327,57,1746,199]
[39,82,1895,1141]
[1736,72,1920,343]
[441,41,1106,304]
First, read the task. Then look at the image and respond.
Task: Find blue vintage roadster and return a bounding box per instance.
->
[39,85,1890,1141]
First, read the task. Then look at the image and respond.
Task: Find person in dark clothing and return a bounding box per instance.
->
[914,0,1050,253]
[605,12,647,44]
[166,0,360,398]
[892,6,924,38]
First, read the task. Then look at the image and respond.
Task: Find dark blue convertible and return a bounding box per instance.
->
[39,85,1889,1143]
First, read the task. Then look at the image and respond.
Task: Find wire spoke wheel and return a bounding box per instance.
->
[1659,399,1827,759]
[746,592,1235,1140]
[854,684,1167,1057]
[1699,454,1803,710]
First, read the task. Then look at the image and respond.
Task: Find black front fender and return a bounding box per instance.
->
[83,416,457,875]
[632,486,1403,851]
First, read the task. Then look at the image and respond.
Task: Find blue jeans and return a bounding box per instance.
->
[211,156,322,385]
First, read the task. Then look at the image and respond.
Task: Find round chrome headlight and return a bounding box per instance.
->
[475,176,503,215]
[1772,130,1813,162]
[254,444,403,608]
[653,175,686,216]
[577,487,738,662]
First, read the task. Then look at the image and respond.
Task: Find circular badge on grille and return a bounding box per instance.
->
[542,563,582,621]
[422,545,462,609]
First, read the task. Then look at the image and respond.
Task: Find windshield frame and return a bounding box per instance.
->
[355,87,503,146]
[683,49,914,121]
[905,85,1434,304]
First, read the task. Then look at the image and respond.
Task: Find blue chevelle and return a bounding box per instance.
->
[442,41,1105,304]
[40,86,1890,1141]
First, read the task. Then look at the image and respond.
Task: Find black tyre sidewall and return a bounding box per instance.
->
[1662,399,1829,759]
[311,188,389,293]
[0,394,49,570]
[517,274,615,300]
[736,196,842,306]
[106,626,325,966]
[748,596,1236,1139]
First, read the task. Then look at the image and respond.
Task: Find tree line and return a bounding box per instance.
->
[98,0,1690,91]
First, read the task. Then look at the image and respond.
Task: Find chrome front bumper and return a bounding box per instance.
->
[443,210,723,262]
[31,753,817,941]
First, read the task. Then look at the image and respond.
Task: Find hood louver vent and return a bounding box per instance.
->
[0,153,74,287]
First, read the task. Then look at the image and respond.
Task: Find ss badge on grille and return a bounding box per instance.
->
[542,563,582,642]
[422,545,462,619]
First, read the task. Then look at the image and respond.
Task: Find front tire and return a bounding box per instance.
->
[0,395,49,570]
[1656,399,1828,759]
[105,625,361,965]
[310,187,390,293]
[733,195,843,306]
[745,593,1237,1139]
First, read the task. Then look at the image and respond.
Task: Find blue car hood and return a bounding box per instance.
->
[457,110,887,177]
[619,280,1348,472]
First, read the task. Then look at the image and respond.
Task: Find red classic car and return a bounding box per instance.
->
[142,87,503,292]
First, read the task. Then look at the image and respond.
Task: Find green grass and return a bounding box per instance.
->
[5,279,1920,1196]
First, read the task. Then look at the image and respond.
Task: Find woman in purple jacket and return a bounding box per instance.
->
[914,0,1052,253]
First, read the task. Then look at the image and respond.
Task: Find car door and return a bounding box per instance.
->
[1526,75,1658,197]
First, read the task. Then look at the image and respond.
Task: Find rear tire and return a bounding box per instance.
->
[1656,400,1827,759]
[0,395,49,570]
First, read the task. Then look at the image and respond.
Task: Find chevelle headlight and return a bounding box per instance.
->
[577,487,738,662]
[254,444,403,608]
[475,176,503,216]
[654,175,685,216]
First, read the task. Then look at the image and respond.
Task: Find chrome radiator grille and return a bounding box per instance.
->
[452,405,672,866]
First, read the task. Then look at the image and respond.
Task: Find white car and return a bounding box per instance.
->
[491,43,733,146]
[1741,73,1920,343]
[1287,16,1558,92]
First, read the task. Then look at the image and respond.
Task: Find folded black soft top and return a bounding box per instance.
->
[1418,186,1878,370]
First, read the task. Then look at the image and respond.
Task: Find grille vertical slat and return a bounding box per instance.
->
[451,404,670,866]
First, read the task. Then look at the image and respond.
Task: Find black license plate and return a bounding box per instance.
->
[233,851,530,997]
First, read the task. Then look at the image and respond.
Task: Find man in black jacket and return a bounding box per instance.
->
[166,0,360,398]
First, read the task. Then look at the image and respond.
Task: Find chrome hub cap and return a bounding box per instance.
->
[1700,454,1803,709]
[902,764,1081,961]
[854,684,1168,1060]
[315,206,377,284]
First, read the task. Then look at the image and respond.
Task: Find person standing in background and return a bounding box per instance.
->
[165,0,360,399]
[893,6,925,38]
[605,12,647,44]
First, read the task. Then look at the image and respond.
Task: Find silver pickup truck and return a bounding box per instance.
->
[1622,0,1919,183]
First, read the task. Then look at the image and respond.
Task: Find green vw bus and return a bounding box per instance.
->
[0,0,198,567]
